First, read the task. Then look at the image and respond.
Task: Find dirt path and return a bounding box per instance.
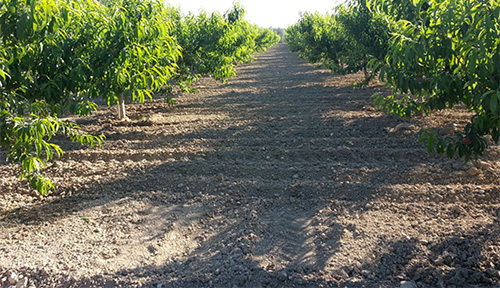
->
[1,43,500,288]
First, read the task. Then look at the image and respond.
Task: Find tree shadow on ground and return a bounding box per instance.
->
[0,95,443,224]
[5,211,499,287]
[1,43,499,288]
[336,222,500,288]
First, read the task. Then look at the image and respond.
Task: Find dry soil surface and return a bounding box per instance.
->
[1,43,500,288]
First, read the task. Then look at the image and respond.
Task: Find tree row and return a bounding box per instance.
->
[0,0,280,194]
[286,0,500,161]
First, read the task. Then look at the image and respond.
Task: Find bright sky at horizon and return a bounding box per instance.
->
[165,0,345,28]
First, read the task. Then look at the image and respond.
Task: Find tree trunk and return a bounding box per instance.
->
[363,66,370,84]
[117,93,126,119]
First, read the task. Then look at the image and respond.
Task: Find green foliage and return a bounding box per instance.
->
[0,0,103,116]
[285,12,342,64]
[0,101,104,195]
[370,0,500,160]
[167,5,280,84]
[0,0,106,194]
[87,0,181,108]
[270,28,285,42]
[285,1,389,83]
[0,0,279,195]
[335,1,389,79]
[253,26,281,51]
[286,0,499,160]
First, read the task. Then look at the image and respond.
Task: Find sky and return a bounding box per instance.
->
[165,0,344,28]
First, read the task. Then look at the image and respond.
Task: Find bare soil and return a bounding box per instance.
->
[1,43,500,288]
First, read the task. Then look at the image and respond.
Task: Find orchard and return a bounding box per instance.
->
[286,0,500,161]
[0,0,279,194]
[1,0,500,287]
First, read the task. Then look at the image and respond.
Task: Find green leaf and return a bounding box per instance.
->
[493,128,500,143]
[490,91,500,114]
[16,13,31,41]
[467,53,477,75]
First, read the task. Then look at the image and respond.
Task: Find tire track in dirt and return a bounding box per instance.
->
[1,43,500,288]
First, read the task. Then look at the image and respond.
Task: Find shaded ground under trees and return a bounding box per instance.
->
[1,43,499,288]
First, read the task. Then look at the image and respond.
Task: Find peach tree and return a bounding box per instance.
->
[0,0,278,195]
[370,0,500,160]
[88,0,181,119]
[167,5,280,89]
[0,0,180,194]
[285,1,389,84]
[0,0,106,194]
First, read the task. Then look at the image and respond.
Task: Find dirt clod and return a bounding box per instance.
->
[467,166,482,176]
[400,281,417,288]
[387,122,415,133]
[7,271,18,285]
